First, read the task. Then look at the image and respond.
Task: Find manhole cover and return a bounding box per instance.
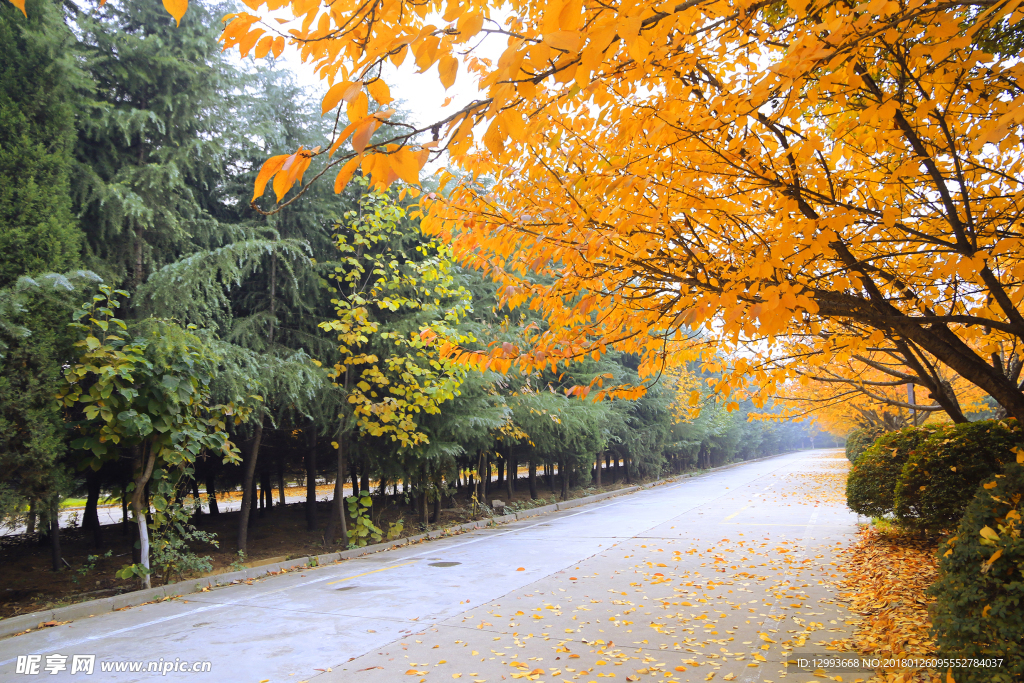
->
[428,561,461,567]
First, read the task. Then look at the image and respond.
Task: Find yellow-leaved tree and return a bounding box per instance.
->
[317,184,472,543]
[11,0,1024,426]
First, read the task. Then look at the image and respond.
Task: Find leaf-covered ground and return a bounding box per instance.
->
[833,526,942,683]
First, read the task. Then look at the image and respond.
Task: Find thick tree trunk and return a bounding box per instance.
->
[206,473,219,515]
[595,452,602,487]
[305,424,318,531]
[528,458,538,499]
[264,470,274,511]
[236,418,264,555]
[84,469,102,547]
[560,460,569,500]
[360,468,369,497]
[497,456,505,488]
[350,462,359,497]
[326,431,349,546]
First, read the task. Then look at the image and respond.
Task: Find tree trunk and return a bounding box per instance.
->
[560,460,570,500]
[305,423,318,531]
[497,456,505,488]
[191,478,203,516]
[504,452,513,500]
[484,454,492,497]
[130,446,157,589]
[264,470,274,511]
[27,499,36,535]
[277,461,286,505]
[351,462,359,497]
[475,450,485,504]
[49,504,62,573]
[236,418,264,555]
[257,473,265,515]
[206,473,219,515]
[528,457,538,499]
[326,429,349,546]
[84,469,102,547]
[431,492,440,524]
[419,487,428,527]
[360,467,369,498]
[595,452,602,487]
[121,482,129,534]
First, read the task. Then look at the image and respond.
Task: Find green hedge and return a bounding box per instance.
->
[845,426,884,464]
[930,456,1024,683]
[894,421,1018,532]
[846,427,932,518]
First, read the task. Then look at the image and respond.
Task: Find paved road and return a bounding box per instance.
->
[0,450,861,683]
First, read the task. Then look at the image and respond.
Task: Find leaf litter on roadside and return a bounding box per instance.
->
[831,525,943,683]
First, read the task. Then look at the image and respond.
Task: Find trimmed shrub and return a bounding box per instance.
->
[845,426,884,464]
[846,427,934,518]
[930,455,1024,682]
[895,420,1018,532]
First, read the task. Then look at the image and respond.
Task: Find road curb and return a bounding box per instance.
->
[0,449,799,640]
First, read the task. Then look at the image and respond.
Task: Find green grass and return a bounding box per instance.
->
[59,495,122,509]
[871,516,897,532]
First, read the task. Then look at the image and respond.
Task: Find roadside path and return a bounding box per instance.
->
[0,450,859,683]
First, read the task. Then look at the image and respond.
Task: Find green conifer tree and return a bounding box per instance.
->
[0,0,83,287]
[71,0,228,295]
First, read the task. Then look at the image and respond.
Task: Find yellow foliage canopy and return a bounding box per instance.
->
[33,0,1024,420]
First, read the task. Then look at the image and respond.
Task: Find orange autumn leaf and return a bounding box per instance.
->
[252,154,289,202]
[333,155,363,194]
[162,0,187,25]
[438,55,458,89]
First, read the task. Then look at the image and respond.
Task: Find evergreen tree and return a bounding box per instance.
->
[0,0,83,287]
[72,0,228,295]
[0,0,90,558]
